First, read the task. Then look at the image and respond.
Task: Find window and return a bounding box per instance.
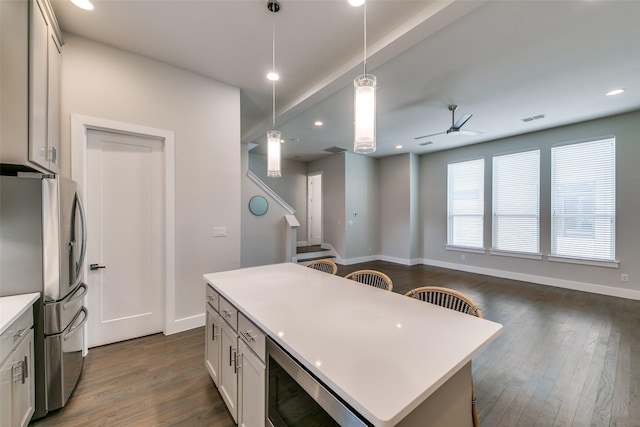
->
[492,150,540,254]
[551,138,615,261]
[448,159,484,249]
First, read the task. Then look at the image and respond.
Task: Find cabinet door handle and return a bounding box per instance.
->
[229,345,233,366]
[233,348,238,374]
[14,327,29,339]
[12,360,26,384]
[211,324,219,341]
[49,147,58,164]
[240,330,256,342]
[23,356,28,381]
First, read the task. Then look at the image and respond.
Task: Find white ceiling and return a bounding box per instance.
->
[51,0,640,162]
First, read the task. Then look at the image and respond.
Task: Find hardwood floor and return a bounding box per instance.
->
[32,261,640,426]
[30,328,235,427]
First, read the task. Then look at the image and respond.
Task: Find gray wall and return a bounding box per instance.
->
[248,152,308,241]
[345,152,379,261]
[61,34,241,323]
[410,153,420,261]
[241,148,292,267]
[308,154,346,257]
[420,110,640,296]
[379,154,416,263]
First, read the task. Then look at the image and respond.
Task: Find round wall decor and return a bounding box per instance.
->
[249,195,269,216]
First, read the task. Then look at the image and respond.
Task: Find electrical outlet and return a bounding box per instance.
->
[461,254,466,261]
[621,274,629,282]
[213,226,227,237]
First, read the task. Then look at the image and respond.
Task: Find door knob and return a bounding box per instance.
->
[90,264,106,270]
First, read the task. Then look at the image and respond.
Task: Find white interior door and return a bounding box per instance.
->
[86,129,164,347]
[307,173,322,246]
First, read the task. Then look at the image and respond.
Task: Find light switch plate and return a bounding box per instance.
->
[213,226,227,237]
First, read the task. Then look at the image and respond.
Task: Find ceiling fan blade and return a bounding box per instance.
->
[453,114,472,129]
[414,131,445,140]
[457,129,482,136]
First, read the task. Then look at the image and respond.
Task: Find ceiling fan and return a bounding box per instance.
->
[414,105,482,140]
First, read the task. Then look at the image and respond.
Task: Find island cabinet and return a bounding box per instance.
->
[0,0,63,174]
[205,288,221,386]
[204,263,503,427]
[0,303,36,427]
[237,313,266,427]
[218,299,239,422]
[205,284,266,427]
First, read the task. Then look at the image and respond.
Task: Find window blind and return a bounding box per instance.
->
[448,158,484,248]
[551,138,615,261]
[492,150,540,254]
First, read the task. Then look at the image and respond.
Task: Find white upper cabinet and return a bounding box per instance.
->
[0,0,62,174]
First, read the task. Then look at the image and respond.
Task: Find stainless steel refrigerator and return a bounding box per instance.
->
[0,171,88,420]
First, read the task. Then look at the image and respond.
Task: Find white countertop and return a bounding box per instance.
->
[0,293,40,335]
[203,263,502,427]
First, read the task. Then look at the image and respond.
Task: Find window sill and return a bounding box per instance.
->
[547,255,619,268]
[489,250,543,260]
[445,245,486,254]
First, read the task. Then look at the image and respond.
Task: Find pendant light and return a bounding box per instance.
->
[353,0,376,154]
[267,0,282,177]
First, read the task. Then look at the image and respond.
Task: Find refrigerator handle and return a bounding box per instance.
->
[73,191,88,288]
[63,283,88,310]
[63,307,89,341]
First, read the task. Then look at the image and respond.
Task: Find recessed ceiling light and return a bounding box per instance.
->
[348,0,365,6]
[71,0,94,10]
[395,145,403,149]
[267,72,279,81]
[606,88,625,96]
[314,121,323,127]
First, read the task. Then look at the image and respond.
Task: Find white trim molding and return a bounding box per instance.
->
[489,249,543,261]
[70,114,178,336]
[247,170,295,214]
[420,258,640,301]
[547,255,619,269]
[445,245,487,254]
[379,255,421,266]
[172,313,205,333]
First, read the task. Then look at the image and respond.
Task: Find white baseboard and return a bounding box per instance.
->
[379,255,421,266]
[340,255,379,265]
[420,258,640,301]
[165,313,205,335]
[297,241,308,247]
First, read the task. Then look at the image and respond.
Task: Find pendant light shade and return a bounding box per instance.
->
[267,130,281,177]
[353,0,376,154]
[354,74,376,153]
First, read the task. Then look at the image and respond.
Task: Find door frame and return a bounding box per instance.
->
[307,171,323,246]
[70,114,176,343]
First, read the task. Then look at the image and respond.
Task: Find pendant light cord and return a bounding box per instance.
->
[363,0,367,75]
[272,15,276,129]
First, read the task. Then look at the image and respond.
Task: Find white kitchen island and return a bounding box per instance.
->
[203,263,502,427]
